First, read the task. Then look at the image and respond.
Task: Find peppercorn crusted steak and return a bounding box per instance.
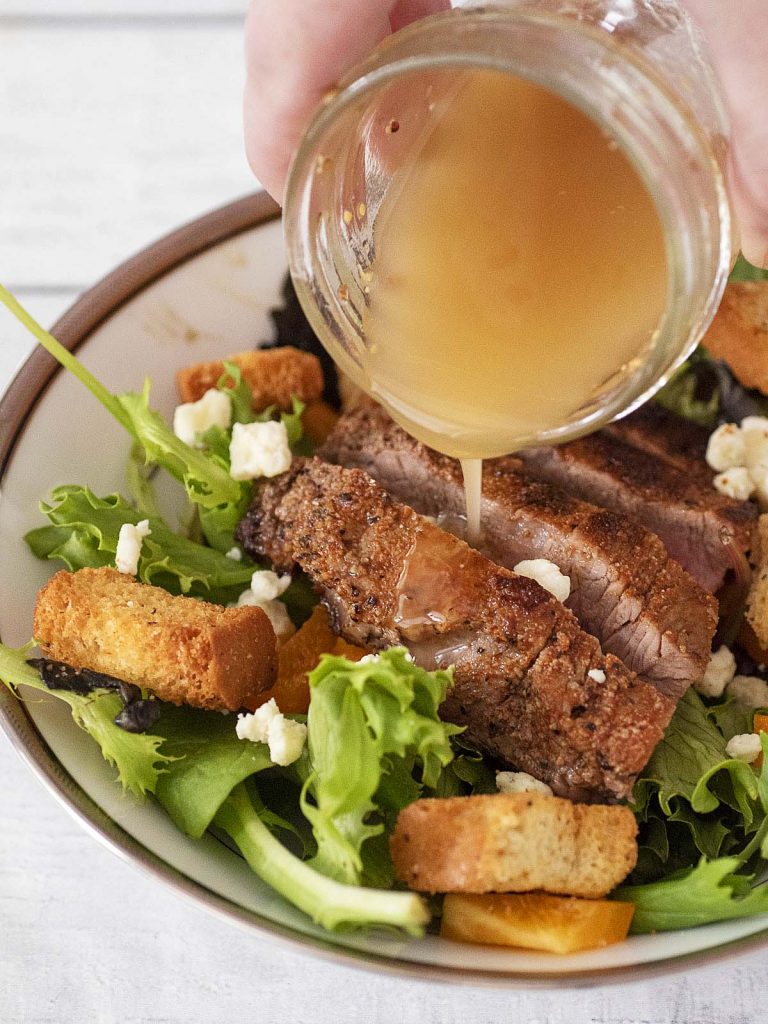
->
[320,403,717,700]
[237,458,674,802]
[519,425,756,593]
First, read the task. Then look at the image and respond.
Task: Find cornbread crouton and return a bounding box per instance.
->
[702,281,768,394]
[390,794,638,899]
[176,347,324,411]
[746,514,768,651]
[300,399,339,446]
[33,568,277,712]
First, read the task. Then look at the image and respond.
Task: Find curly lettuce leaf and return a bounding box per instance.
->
[301,649,459,886]
[217,361,256,425]
[0,643,170,797]
[25,485,255,604]
[119,383,244,509]
[617,857,768,933]
[634,690,758,822]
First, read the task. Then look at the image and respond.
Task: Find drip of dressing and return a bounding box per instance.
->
[460,458,483,545]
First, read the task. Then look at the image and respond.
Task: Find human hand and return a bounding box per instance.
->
[682,0,768,267]
[243,0,450,203]
[244,0,768,266]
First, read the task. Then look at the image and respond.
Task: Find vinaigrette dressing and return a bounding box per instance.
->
[361,69,668,536]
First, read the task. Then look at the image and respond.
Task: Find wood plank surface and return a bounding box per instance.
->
[0,23,256,289]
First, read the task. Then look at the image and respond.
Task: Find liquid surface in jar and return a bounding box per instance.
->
[361,68,669,465]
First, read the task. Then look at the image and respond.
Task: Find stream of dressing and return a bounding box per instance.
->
[359,68,668,538]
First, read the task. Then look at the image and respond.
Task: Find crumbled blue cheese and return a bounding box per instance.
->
[725,733,763,763]
[706,418,768,508]
[225,546,242,561]
[728,674,768,709]
[172,388,232,448]
[236,570,294,639]
[229,420,291,480]
[267,716,308,766]
[512,559,570,603]
[587,668,606,683]
[706,423,747,472]
[695,645,736,699]
[236,697,307,766]
[713,467,756,501]
[236,697,279,743]
[115,519,151,576]
[496,771,553,797]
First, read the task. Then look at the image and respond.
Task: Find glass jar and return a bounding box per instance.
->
[283,0,733,453]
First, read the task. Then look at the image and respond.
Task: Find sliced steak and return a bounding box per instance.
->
[519,426,756,593]
[237,458,674,802]
[320,404,717,699]
[607,404,714,477]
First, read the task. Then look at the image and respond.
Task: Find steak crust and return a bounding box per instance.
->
[519,423,756,593]
[237,458,674,802]
[320,404,717,700]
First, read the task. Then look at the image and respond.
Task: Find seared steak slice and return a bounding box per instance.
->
[519,428,756,593]
[320,404,717,700]
[607,404,715,478]
[237,458,674,802]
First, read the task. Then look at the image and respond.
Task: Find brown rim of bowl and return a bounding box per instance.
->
[1,191,767,988]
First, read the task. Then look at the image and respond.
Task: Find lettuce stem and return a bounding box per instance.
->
[0,283,134,434]
[214,784,429,934]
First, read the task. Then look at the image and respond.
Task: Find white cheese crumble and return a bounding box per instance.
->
[236,698,307,766]
[512,559,571,604]
[229,420,291,481]
[741,416,768,469]
[496,771,553,797]
[225,546,242,561]
[172,388,232,448]
[728,674,768,709]
[267,716,308,767]
[236,697,279,743]
[695,645,737,699]
[236,570,294,639]
[588,668,606,683]
[115,519,151,576]
[705,423,746,472]
[706,418,768,508]
[725,733,763,763]
[713,467,756,501]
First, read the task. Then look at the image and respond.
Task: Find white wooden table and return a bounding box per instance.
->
[1,4,765,1021]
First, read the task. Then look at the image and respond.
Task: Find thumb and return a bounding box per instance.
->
[244,0,450,203]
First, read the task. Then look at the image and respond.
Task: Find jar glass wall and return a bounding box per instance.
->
[284,1,732,455]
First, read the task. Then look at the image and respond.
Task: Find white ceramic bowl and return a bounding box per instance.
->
[1,194,766,986]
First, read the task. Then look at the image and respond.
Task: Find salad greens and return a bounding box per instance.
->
[620,695,768,932]
[4,255,768,941]
[0,643,171,797]
[301,650,459,886]
[25,486,256,604]
[0,640,447,933]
